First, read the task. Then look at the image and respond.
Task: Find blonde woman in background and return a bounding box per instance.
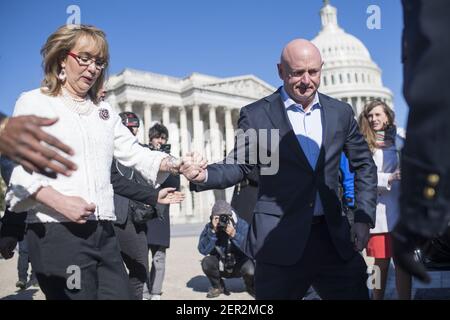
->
[358,100,411,300]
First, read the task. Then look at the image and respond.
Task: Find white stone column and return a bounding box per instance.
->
[169,108,181,221]
[205,106,224,218]
[221,104,235,202]
[178,106,193,218]
[355,97,361,116]
[205,139,212,165]
[192,104,202,152]
[162,105,170,127]
[225,108,235,203]
[124,101,133,112]
[205,105,218,214]
[225,107,234,155]
[143,102,152,144]
[166,107,179,158]
[179,106,189,155]
[191,104,204,220]
[208,105,221,162]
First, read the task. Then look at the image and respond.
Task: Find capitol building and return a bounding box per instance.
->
[312,0,393,115]
[105,0,394,224]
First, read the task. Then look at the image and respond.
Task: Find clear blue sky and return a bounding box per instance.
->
[0,0,408,127]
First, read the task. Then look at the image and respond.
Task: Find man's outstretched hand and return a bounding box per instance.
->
[392,223,431,283]
[180,151,207,182]
[0,116,77,177]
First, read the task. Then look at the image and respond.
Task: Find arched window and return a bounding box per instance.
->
[339,74,343,84]
[355,73,359,83]
[331,75,335,85]
[323,76,328,86]
[362,73,366,83]
[347,73,351,83]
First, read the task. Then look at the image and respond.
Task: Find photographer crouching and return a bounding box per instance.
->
[198,200,255,298]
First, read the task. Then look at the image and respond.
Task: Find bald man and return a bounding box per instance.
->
[187,39,377,299]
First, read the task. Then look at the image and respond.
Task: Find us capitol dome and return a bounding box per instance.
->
[311,0,394,116]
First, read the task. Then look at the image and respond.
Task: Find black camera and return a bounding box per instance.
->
[149,143,171,154]
[159,144,171,154]
[217,214,230,231]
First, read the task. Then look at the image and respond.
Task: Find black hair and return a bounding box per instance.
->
[148,123,169,140]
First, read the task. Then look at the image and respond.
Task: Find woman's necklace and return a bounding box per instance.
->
[60,87,94,116]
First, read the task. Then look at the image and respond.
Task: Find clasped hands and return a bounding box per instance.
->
[165,151,207,182]
[180,151,208,182]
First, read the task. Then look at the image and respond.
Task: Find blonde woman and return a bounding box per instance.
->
[358,100,411,300]
[5,25,204,299]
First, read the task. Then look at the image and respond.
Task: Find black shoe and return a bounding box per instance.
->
[15,280,26,290]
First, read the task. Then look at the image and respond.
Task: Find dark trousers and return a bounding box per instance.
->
[27,221,131,300]
[114,217,148,300]
[18,238,35,282]
[255,222,369,300]
[201,255,255,291]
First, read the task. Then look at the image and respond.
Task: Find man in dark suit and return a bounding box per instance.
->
[392,0,450,283]
[185,39,377,299]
